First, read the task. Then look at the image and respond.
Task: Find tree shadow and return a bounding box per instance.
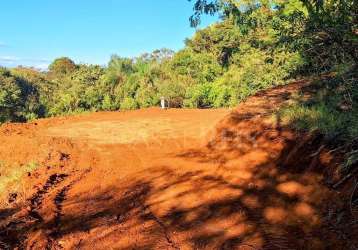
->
[0,81,351,249]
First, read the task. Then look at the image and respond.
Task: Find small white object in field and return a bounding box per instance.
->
[160,97,165,109]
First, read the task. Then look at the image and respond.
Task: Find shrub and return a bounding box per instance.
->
[279,69,358,140]
[158,80,186,107]
[101,94,118,111]
[209,81,236,108]
[184,83,213,108]
[120,97,139,110]
[0,68,42,122]
[135,86,159,108]
[48,57,77,77]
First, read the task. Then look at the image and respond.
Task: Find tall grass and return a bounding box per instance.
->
[0,161,38,206]
[278,68,358,173]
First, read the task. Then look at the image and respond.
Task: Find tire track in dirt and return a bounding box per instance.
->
[0,167,92,249]
[0,173,69,249]
[46,185,71,250]
[45,168,92,250]
[29,173,69,222]
[5,81,357,249]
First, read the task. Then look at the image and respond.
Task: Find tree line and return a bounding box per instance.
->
[0,0,356,123]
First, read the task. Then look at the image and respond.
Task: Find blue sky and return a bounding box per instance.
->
[0,0,218,70]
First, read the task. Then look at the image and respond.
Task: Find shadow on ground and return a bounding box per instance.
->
[0,81,351,249]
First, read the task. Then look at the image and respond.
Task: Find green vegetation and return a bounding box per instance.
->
[280,69,357,139]
[279,67,358,172]
[190,0,357,172]
[0,2,356,160]
[0,161,38,205]
[0,68,43,122]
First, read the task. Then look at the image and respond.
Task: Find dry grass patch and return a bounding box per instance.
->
[0,161,38,207]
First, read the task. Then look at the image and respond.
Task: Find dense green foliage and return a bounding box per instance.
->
[48,57,77,76]
[188,0,358,177]
[279,67,358,171]
[280,69,358,140]
[0,68,43,122]
[0,0,356,125]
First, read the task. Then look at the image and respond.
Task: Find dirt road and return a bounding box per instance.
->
[0,81,353,249]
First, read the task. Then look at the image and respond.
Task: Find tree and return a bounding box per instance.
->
[186,20,241,66]
[11,67,51,116]
[0,68,42,122]
[170,48,222,83]
[48,57,77,77]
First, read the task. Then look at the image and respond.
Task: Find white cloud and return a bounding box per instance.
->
[0,56,50,69]
[25,58,51,63]
[34,63,49,71]
[0,56,19,63]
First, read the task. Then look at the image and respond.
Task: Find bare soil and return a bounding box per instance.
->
[0,80,356,249]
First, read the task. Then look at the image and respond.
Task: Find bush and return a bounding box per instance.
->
[170,49,222,83]
[209,81,236,108]
[158,80,186,107]
[135,86,159,108]
[184,83,212,108]
[101,94,118,111]
[120,97,139,110]
[48,57,77,77]
[0,68,42,122]
[279,69,358,140]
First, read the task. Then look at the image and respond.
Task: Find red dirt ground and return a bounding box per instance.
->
[0,80,357,249]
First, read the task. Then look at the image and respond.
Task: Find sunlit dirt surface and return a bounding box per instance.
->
[0,81,356,249]
[45,109,227,145]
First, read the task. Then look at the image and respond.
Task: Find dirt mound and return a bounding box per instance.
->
[0,81,356,249]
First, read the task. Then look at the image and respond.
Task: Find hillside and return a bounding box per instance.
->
[1,79,356,249]
[1,1,357,249]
